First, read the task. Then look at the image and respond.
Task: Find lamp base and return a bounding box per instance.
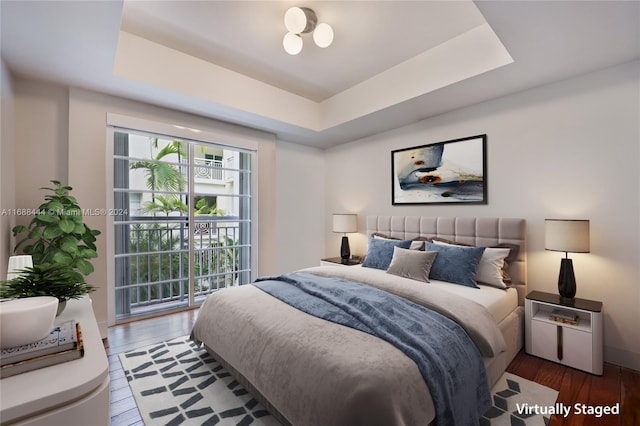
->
[340,236,351,264]
[558,258,576,299]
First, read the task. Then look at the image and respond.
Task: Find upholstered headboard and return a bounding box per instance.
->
[366,216,527,305]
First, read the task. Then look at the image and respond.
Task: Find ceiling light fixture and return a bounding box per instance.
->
[283,7,333,55]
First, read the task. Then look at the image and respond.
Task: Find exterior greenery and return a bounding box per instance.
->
[130,139,188,216]
[122,141,238,309]
[126,221,239,306]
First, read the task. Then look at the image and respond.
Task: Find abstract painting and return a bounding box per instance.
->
[392,134,487,205]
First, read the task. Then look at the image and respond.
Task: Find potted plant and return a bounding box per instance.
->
[0,264,96,315]
[6,180,100,312]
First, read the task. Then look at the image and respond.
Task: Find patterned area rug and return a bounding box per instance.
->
[119,336,280,426]
[481,372,559,426]
[120,336,558,426]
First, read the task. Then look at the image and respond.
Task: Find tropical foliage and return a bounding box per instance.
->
[126,223,238,305]
[123,140,238,308]
[130,139,187,216]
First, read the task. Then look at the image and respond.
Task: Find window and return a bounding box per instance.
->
[111,127,254,320]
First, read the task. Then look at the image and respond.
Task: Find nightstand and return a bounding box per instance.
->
[320,257,361,267]
[525,290,603,375]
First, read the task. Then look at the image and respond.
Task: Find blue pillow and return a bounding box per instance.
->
[424,242,485,288]
[362,238,412,270]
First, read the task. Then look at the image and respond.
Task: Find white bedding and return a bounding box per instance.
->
[427,280,518,323]
[304,264,518,323]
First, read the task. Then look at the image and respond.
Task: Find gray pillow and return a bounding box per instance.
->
[424,242,485,288]
[386,247,438,283]
[362,238,412,270]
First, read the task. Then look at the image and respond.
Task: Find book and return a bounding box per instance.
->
[1,320,78,366]
[549,309,579,325]
[0,323,84,378]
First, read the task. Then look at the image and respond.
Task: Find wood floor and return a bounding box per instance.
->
[106,310,639,426]
[106,309,199,426]
[506,351,640,426]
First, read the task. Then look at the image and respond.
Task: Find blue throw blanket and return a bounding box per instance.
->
[254,272,491,426]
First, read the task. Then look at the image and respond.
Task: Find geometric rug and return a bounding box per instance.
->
[481,372,559,426]
[121,336,558,426]
[119,336,281,426]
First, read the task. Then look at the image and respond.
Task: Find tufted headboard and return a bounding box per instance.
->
[366,216,527,305]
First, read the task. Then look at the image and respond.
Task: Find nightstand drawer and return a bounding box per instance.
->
[530,320,593,372]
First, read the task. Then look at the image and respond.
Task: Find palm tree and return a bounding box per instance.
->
[130,139,187,212]
[142,195,188,216]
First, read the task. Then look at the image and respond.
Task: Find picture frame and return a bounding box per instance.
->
[391,134,487,205]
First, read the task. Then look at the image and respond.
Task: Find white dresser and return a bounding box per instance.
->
[0,296,110,425]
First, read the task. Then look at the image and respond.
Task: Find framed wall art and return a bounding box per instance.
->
[391,134,487,205]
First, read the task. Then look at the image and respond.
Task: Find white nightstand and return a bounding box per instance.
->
[0,296,110,425]
[525,290,603,375]
[320,257,361,267]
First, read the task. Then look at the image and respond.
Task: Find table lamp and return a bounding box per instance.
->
[6,255,33,281]
[545,219,590,300]
[332,214,357,264]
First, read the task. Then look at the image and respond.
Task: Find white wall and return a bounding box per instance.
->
[6,78,280,336]
[0,59,16,279]
[325,60,640,370]
[275,140,325,273]
[10,79,69,250]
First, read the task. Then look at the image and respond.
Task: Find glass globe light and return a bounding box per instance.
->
[284,7,307,34]
[283,32,303,55]
[313,23,334,48]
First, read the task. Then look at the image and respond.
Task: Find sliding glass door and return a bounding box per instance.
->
[112,131,252,319]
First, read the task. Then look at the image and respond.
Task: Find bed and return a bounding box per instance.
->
[191,216,526,425]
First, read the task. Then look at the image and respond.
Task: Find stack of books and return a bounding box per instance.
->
[549,309,579,326]
[0,320,84,378]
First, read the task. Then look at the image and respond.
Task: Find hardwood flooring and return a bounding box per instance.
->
[106,310,639,426]
[506,351,639,426]
[106,309,199,426]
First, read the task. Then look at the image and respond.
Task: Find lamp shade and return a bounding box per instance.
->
[6,255,33,281]
[332,214,357,233]
[545,219,590,253]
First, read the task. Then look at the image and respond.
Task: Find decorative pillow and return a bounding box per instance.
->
[386,247,438,283]
[424,242,485,288]
[362,238,412,270]
[372,233,428,250]
[432,240,512,288]
[497,243,519,284]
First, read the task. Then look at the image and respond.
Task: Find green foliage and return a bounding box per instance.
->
[194,198,225,216]
[129,139,188,216]
[195,235,238,289]
[129,223,188,297]
[0,264,96,302]
[142,195,189,216]
[126,223,239,305]
[12,181,100,277]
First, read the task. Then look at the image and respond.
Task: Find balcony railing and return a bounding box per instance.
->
[114,215,246,318]
[194,158,224,182]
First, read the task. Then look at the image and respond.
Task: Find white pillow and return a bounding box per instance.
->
[432,240,510,289]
